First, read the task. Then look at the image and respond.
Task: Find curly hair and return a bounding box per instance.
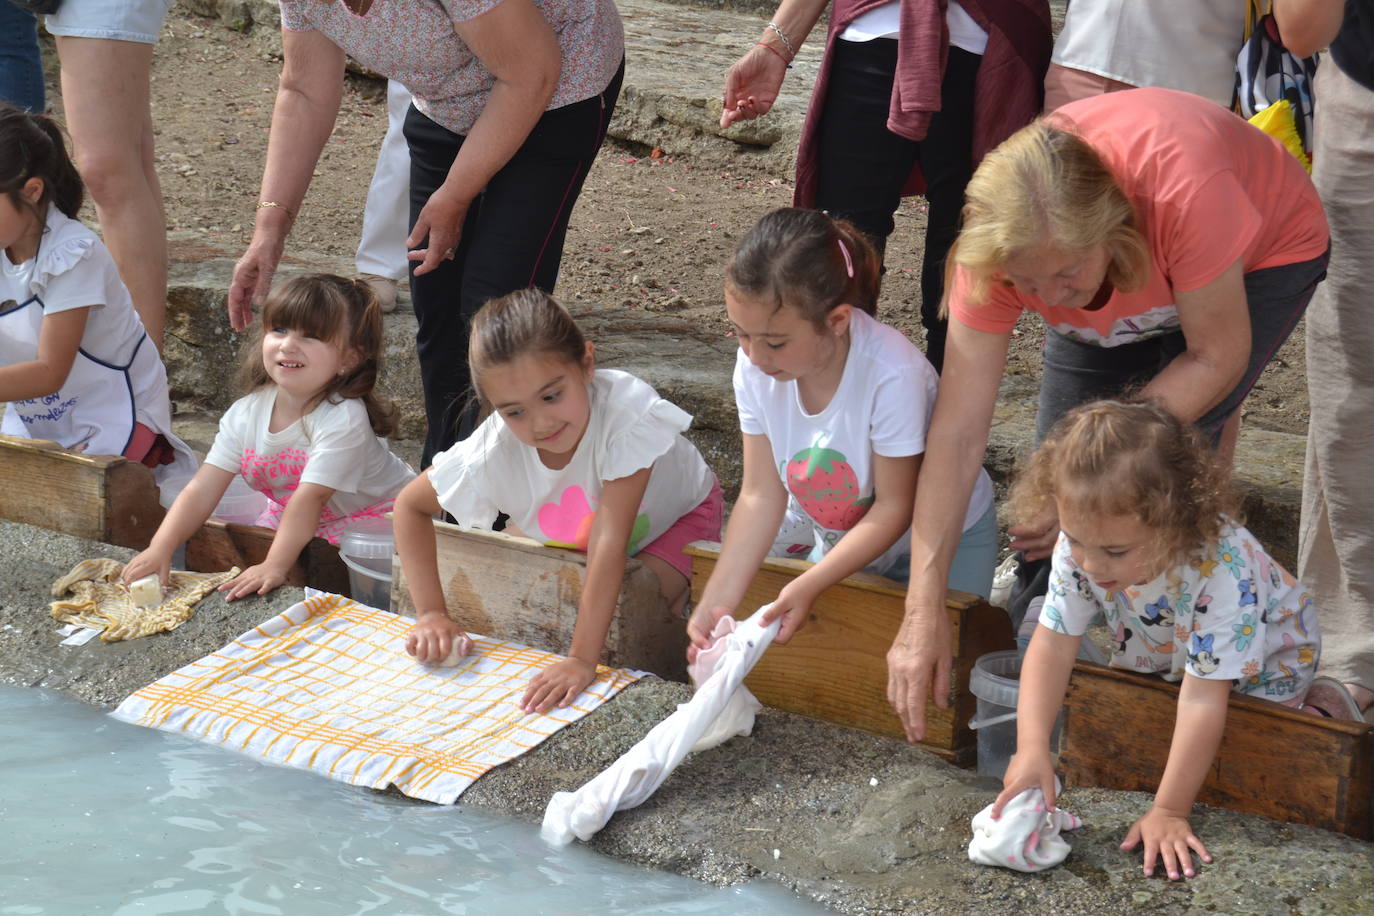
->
[1010,399,1239,571]
[238,273,397,437]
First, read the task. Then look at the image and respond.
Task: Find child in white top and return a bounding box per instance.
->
[995,400,1335,882]
[123,274,415,599]
[688,208,997,653]
[0,104,195,498]
[395,289,721,713]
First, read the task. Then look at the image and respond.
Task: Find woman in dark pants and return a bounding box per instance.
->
[719,0,1050,372]
[229,0,624,465]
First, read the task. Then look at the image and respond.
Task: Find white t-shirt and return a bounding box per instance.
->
[0,207,196,501]
[734,309,994,576]
[429,369,715,554]
[842,1,989,56]
[1052,0,1245,107]
[1041,521,1319,702]
[205,388,416,545]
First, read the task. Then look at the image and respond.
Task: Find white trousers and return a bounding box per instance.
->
[355,80,413,280]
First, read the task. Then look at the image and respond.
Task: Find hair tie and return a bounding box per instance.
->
[836,238,854,279]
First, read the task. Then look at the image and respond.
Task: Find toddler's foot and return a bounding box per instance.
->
[1300,677,1365,720]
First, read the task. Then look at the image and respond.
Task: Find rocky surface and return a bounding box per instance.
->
[3,520,1370,915]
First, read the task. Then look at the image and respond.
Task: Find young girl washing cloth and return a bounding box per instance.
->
[395,289,722,714]
[688,208,997,651]
[123,274,415,600]
[994,400,1356,882]
[0,104,195,499]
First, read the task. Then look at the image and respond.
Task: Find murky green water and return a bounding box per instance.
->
[0,688,822,915]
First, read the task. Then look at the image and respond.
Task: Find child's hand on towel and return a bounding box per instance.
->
[522,658,596,714]
[408,611,473,665]
[122,549,171,588]
[994,750,1059,817]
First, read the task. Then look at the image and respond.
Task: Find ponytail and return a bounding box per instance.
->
[0,102,84,220]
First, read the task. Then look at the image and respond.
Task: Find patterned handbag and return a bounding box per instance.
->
[1234,0,1320,171]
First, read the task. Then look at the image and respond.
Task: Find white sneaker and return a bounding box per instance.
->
[358,274,400,313]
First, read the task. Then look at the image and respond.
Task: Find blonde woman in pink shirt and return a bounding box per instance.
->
[888,88,1329,746]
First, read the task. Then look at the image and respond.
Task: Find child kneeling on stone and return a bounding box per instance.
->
[994,399,1357,882]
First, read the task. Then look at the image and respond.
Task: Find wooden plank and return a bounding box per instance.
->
[686,542,1014,766]
[0,434,165,545]
[392,521,686,681]
[184,519,350,596]
[1061,661,1374,839]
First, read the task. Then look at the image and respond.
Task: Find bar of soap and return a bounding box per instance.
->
[128,574,163,609]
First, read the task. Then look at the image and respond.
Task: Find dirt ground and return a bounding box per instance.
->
[42,11,1309,436]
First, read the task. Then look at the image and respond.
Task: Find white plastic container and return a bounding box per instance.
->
[214,476,269,526]
[969,649,1066,778]
[339,517,395,611]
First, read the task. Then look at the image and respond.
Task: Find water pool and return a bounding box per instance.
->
[0,688,824,915]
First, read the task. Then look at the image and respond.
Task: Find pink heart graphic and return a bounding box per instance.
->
[538,485,594,546]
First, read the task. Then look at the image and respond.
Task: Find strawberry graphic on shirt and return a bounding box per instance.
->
[786,445,873,531]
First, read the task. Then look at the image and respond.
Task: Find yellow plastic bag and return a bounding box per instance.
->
[1248,99,1312,172]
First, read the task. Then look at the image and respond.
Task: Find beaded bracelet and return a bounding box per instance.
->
[766,20,796,59]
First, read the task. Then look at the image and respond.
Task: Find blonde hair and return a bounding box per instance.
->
[238,274,396,437]
[1010,400,1238,571]
[950,118,1152,306]
[467,289,587,405]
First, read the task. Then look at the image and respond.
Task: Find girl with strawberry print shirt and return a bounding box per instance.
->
[394,289,721,714]
[996,399,1352,883]
[123,274,415,600]
[687,208,996,653]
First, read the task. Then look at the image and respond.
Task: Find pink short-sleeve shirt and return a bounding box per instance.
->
[279,0,623,136]
[949,88,1330,347]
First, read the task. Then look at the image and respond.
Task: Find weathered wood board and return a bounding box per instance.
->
[392,521,686,681]
[1061,661,1374,839]
[686,542,1015,766]
[0,434,165,549]
[185,519,350,596]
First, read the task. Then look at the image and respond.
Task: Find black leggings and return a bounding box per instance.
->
[404,62,624,466]
[812,39,980,374]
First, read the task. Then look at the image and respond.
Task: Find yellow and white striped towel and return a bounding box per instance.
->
[111,593,642,803]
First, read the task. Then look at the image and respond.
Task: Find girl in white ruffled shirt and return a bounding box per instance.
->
[395,289,722,713]
[0,104,196,499]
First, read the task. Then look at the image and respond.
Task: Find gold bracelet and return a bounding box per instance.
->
[256,200,295,219]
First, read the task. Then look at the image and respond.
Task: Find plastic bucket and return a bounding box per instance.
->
[968,650,1022,778]
[214,477,268,525]
[339,518,395,611]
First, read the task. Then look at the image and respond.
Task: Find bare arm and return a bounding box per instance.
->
[765,452,919,642]
[1141,259,1250,422]
[220,481,335,599]
[719,0,829,127]
[687,433,789,651]
[522,466,652,713]
[123,463,237,585]
[993,626,1080,815]
[891,319,1011,742]
[1121,674,1230,879]
[407,0,561,276]
[1273,0,1346,57]
[396,470,473,664]
[228,29,345,329]
[0,308,88,402]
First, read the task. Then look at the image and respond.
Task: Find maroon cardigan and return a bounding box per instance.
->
[793,0,1053,205]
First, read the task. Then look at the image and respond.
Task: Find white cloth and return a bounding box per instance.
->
[430,369,714,554]
[0,208,195,503]
[540,605,780,845]
[204,388,416,544]
[1052,0,1245,107]
[734,308,993,576]
[684,615,765,752]
[355,80,413,281]
[968,784,1082,872]
[842,1,989,55]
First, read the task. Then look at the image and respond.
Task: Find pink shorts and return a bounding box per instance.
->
[638,477,724,580]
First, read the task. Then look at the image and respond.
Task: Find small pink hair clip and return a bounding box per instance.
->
[837,238,854,279]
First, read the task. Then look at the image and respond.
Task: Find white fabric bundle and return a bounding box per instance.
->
[968,783,1083,872]
[541,606,779,845]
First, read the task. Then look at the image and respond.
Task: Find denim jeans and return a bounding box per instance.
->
[0,0,45,112]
